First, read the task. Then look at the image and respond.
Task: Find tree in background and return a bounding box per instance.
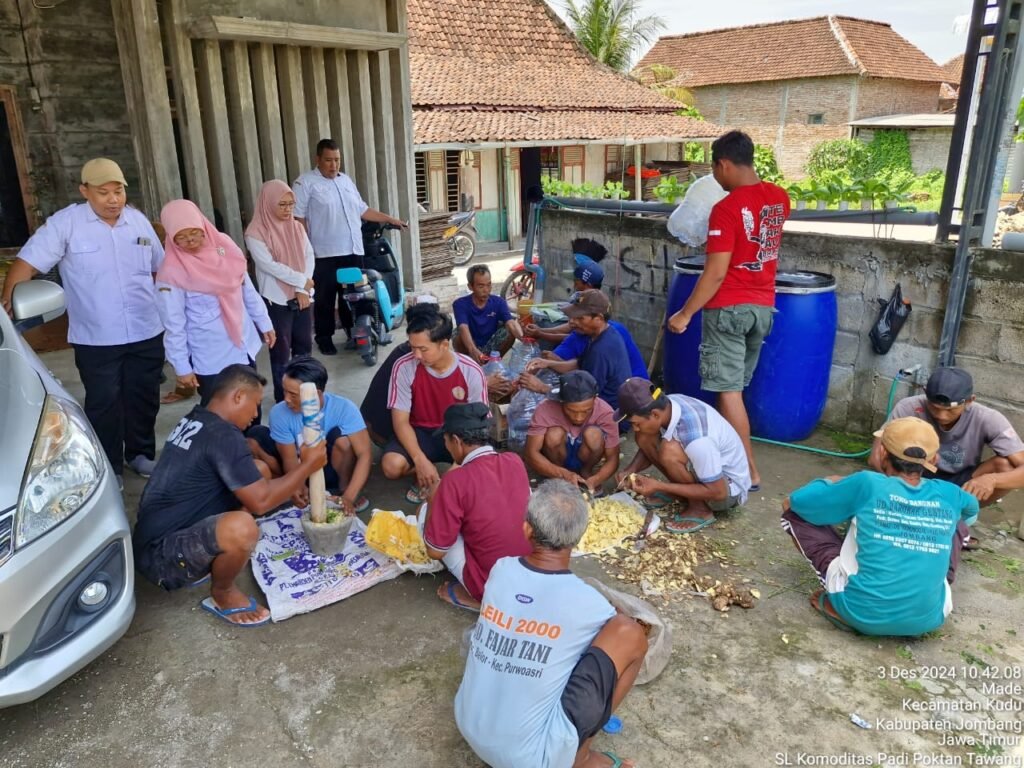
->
[564,0,665,72]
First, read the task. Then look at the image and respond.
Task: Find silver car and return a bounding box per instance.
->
[0,280,135,707]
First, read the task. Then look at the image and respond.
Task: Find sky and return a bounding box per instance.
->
[551,0,973,66]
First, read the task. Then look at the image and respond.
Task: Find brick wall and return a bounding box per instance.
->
[0,0,135,225]
[537,207,1024,438]
[693,75,943,178]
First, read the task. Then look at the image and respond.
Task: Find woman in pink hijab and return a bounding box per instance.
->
[155,200,275,406]
[245,180,315,402]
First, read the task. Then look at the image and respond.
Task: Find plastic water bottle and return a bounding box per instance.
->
[482,351,510,379]
[506,369,556,449]
[507,337,540,378]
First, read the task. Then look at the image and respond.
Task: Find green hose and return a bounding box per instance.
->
[750,376,903,459]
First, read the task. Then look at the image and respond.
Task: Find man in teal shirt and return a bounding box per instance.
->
[781,417,979,637]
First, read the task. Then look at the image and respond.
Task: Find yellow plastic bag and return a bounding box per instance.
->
[365,509,442,574]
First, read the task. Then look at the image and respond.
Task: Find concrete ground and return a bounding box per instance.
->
[2,329,1024,768]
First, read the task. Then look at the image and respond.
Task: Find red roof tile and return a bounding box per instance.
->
[635,16,947,88]
[942,53,965,85]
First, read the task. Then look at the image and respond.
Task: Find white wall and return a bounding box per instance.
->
[480,149,499,209]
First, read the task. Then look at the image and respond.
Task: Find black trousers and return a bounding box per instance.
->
[266,301,313,402]
[196,358,262,425]
[72,333,164,475]
[312,254,360,342]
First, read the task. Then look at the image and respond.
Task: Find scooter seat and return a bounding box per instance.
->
[449,211,474,225]
[364,269,382,283]
[336,266,364,285]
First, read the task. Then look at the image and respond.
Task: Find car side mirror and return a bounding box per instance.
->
[12,280,66,333]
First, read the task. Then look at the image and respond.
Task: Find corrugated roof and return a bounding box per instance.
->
[635,16,947,88]
[849,113,955,128]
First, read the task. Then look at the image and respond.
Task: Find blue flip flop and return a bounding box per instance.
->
[641,492,673,509]
[440,581,480,613]
[187,574,211,588]
[598,751,626,768]
[664,515,716,534]
[200,596,270,627]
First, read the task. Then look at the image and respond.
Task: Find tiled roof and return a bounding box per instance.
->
[942,53,965,85]
[407,0,718,144]
[414,109,721,145]
[635,16,947,88]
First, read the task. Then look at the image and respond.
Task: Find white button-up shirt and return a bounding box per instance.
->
[17,203,165,346]
[292,169,369,258]
[156,273,273,377]
[245,234,316,307]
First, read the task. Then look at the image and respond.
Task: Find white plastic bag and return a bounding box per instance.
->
[582,577,673,685]
[667,174,728,247]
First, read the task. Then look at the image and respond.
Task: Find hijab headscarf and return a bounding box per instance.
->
[245,180,308,301]
[157,199,247,347]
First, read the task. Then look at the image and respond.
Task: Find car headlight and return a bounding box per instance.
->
[16,395,105,548]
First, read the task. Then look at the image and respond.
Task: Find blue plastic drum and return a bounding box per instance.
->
[663,257,837,441]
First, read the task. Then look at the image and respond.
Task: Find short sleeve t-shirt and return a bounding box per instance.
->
[133,407,264,550]
[553,320,647,379]
[387,352,487,429]
[578,326,631,411]
[789,471,979,636]
[423,448,532,601]
[360,341,411,442]
[269,392,366,450]
[453,294,513,348]
[887,396,1024,474]
[704,181,790,309]
[527,397,620,448]
[455,557,616,768]
[663,394,751,500]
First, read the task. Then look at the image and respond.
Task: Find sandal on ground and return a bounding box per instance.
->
[352,496,371,514]
[641,492,673,509]
[810,589,853,632]
[962,535,981,551]
[664,514,716,534]
[187,573,211,588]
[405,486,428,505]
[199,596,270,627]
[438,581,481,613]
[598,751,628,768]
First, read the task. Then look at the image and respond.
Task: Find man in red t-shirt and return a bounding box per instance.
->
[667,130,789,489]
[420,402,531,611]
[382,311,487,503]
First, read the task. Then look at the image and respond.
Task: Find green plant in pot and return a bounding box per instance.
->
[839,181,864,212]
[653,175,691,204]
[787,182,806,211]
[604,180,628,200]
[885,176,914,209]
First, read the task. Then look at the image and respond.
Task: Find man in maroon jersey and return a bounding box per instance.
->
[666,130,790,491]
[382,310,488,504]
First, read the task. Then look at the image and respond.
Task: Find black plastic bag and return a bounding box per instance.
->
[870,283,912,354]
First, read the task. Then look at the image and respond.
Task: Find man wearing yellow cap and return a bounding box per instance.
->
[781,417,979,636]
[1,158,165,488]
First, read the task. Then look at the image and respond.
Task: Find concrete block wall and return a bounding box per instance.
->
[540,207,1024,438]
[855,128,952,175]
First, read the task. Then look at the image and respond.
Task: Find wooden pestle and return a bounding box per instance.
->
[299,381,327,523]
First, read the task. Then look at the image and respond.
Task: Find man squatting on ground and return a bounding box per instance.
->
[455,479,647,768]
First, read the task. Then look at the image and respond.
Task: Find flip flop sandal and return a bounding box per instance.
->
[749,483,762,492]
[598,751,627,768]
[810,589,853,633]
[352,496,371,514]
[641,492,673,509]
[664,515,716,534]
[962,535,981,551]
[200,596,270,627]
[440,581,480,613]
[405,486,428,505]
[187,573,211,588]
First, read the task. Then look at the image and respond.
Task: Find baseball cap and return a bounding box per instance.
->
[561,288,610,318]
[925,367,973,407]
[614,377,663,420]
[435,401,491,436]
[81,158,127,187]
[872,417,939,473]
[558,370,599,403]
[573,258,605,287]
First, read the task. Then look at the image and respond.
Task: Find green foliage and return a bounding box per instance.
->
[675,105,704,120]
[1017,97,1024,142]
[540,176,636,200]
[805,139,869,180]
[603,180,629,200]
[652,175,691,203]
[753,145,783,183]
[684,142,705,162]
[863,130,913,180]
[564,0,666,72]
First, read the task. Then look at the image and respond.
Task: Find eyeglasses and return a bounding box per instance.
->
[277,202,295,209]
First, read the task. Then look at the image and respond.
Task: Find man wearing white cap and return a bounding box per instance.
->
[2,158,165,486]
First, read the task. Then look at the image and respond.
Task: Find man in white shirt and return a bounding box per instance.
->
[292,138,406,356]
[615,377,751,534]
[2,158,165,486]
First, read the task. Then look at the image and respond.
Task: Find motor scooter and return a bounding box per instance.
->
[336,222,406,366]
[444,210,477,266]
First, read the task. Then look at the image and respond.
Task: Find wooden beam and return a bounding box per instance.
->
[347,50,378,208]
[371,52,399,219]
[196,40,243,243]
[222,41,262,225]
[386,0,421,287]
[165,0,213,217]
[301,47,332,154]
[276,45,311,183]
[189,16,405,51]
[324,49,356,176]
[249,43,288,182]
[110,0,181,217]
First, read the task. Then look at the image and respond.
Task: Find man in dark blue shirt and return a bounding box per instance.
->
[452,264,523,361]
[519,290,631,411]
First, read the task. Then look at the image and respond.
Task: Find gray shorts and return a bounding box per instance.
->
[684,461,744,512]
[699,304,775,392]
[137,515,224,590]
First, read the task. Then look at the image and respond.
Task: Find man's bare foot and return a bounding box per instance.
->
[436,581,481,612]
[208,587,271,625]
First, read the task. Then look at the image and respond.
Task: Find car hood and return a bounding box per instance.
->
[0,347,45,511]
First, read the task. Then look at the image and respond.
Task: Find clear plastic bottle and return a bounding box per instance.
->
[507,336,540,378]
[506,368,556,449]
[482,350,510,379]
